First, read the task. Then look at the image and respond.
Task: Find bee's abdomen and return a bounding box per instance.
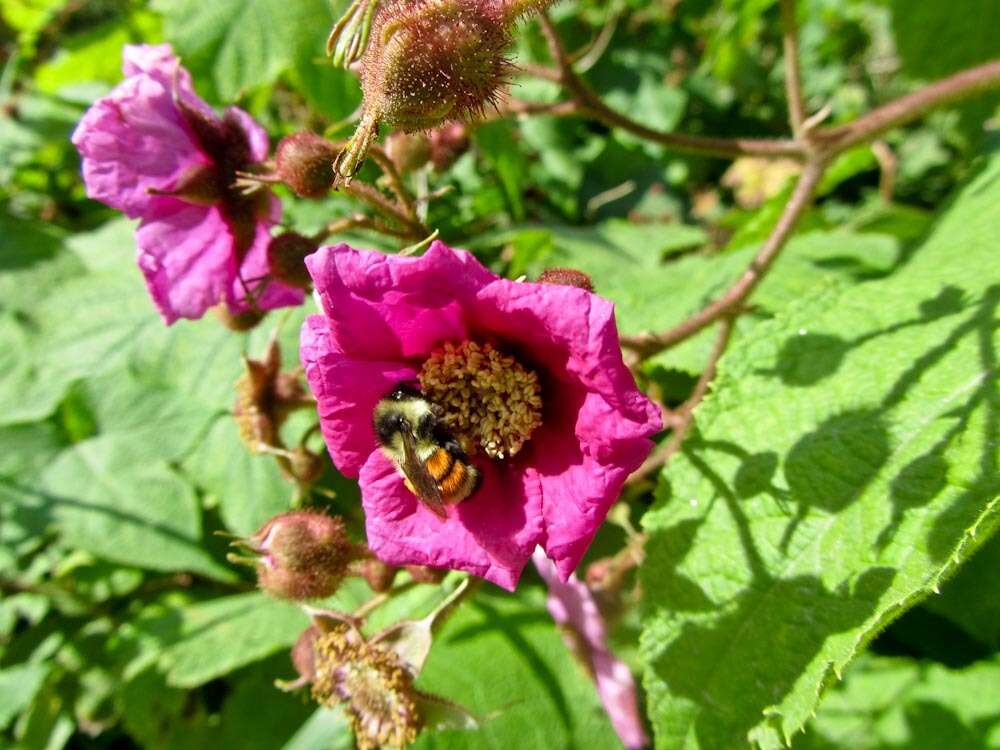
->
[428,448,480,503]
[425,447,455,482]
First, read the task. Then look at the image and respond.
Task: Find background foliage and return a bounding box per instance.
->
[1,0,998,748]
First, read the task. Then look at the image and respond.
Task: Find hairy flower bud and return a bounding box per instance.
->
[242,511,359,600]
[537,267,595,293]
[429,122,470,171]
[336,0,551,179]
[276,132,339,197]
[267,232,319,290]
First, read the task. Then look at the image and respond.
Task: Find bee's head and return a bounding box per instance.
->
[386,382,423,402]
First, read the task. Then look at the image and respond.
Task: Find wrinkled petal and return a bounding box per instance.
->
[72,72,205,217]
[533,550,649,750]
[301,315,418,477]
[305,242,494,360]
[472,279,660,578]
[303,243,659,587]
[136,201,235,323]
[360,452,542,590]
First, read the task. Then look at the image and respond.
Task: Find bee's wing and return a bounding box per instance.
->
[398,430,448,519]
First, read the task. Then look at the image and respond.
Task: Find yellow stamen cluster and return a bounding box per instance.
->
[419,340,543,459]
[312,627,421,750]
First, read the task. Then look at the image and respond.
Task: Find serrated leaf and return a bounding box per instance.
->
[799,655,1000,749]
[410,587,621,749]
[924,531,1000,649]
[639,147,1000,749]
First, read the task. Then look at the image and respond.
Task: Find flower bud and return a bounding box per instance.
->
[429,122,469,171]
[241,511,358,600]
[356,558,399,593]
[384,131,431,174]
[213,304,265,331]
[292,625,322,683]
[405,565,446,584]
[336,0,550,179]
[537,267,595,293]
[267,232,318,290]
[275,132,338,198]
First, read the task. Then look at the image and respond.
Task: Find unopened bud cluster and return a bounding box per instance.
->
[336,0,552,178]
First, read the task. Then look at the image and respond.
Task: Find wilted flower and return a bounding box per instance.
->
[300,242,661,589]
[285,578,479,746]
[533,549,649,749]
[313,624,423,749]
[72,44,303,323]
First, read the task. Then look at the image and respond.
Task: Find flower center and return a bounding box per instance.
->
[418,340,542,460]
[312,627,421,750]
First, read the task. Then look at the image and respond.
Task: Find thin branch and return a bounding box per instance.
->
[814,59,1000,153]
[621,158,827,359]
[627,315,737,485]
[779,0,807,135]
[530,12,804,160]
[367,145,419,220]
[342,182,429,238]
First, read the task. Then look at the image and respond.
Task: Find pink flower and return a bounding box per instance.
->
[71,44,303,324]
[533,549,649,749]
[300,242,661,590]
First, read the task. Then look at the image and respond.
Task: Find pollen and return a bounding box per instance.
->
[312,626,421,750]
[419,340,543,459]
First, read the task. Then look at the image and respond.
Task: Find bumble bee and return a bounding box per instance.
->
[373,383,481,517]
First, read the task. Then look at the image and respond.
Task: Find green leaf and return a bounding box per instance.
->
[282,708,353,750]
[528,223,899,375]
[639,147,1000,749]
[183,415,292,536]
[41,437,231,581]
[0,663,48,730]
[154,0,335,102]
[799,655,1000,749]
[411,587,621,749]
[135,592,309,688]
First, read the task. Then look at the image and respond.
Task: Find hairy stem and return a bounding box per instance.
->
[814,59,1000,153]
[780,0,807,135]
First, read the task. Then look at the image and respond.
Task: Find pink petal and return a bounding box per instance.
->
[533,550,649,749]
[305,242,494,361]
[225,106,272,163]
[72,73,205,218]
[301,315,419,477]
[360,451,542,590]
[471,280,660,578]
[135,202,236,323]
